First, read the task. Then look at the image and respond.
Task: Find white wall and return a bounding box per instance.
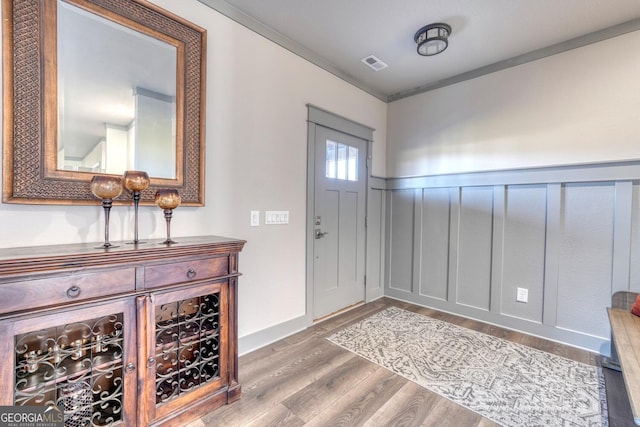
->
[0,1,387,343]
[387,30,640,177]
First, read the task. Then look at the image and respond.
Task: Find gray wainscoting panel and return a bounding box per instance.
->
[500,185,547,323]
[612,181,633,295]
[630,181,640,293]
[366,187,385,301]
[556,183,615,339]
[386,189,415,293]
[456,186,494,311]
[383,161,640,354]
[417,188,451,300]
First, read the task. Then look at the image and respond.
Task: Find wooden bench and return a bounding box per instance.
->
[608,304,640,426]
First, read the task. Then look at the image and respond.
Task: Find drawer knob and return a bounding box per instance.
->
[186,268,197,279]
[147,356,155,367]
[125,363,136,373]
[66,285,81,298]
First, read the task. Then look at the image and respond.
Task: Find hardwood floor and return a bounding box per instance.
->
[189,297,635,427]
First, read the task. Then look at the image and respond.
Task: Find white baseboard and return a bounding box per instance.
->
[238,314,309,356]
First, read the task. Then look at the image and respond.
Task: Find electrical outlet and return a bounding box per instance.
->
[250,211,260,227]
[516,287,529,303]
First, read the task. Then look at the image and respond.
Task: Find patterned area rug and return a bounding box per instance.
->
[327,307,608,427]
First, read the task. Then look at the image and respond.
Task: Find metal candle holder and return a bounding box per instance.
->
[90,176,123,249]
[155,189,181,245]
[123,171,150,244]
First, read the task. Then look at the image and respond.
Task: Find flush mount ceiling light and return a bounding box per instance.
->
[414,23,451,56]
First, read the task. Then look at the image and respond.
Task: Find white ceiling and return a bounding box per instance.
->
[201,0,640,101]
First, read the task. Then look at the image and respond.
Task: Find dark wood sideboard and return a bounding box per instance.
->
[0,235,245,426]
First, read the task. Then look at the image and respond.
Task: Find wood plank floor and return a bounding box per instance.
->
[189,297,636,427]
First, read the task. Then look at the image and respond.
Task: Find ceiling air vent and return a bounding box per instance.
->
[361,55,388,71]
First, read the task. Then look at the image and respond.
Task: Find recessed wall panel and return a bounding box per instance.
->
[387,190,415,292]
[501,185,547,322]
[630,182,640,293]
[366,188,384,297]
[419,188,451,300]
[456,186,493,310]
[556,183,614,339]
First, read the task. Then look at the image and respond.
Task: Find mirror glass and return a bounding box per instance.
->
[57,1,177,179]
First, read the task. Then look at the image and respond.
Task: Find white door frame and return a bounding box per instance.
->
[305,104,374,324]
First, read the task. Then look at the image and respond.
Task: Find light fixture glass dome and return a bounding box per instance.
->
[414,23,451,56]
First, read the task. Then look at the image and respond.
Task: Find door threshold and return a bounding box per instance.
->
[313,301,365,323]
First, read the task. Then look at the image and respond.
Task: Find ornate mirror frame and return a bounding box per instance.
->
[2,0,206,205]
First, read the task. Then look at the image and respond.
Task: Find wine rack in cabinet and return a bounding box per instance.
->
[0,236,245,427]
[154,291,224,405]
[9,300,137,426]
[137,281,231,425]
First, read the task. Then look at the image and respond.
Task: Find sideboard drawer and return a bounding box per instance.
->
[144,256,229,289]
[0,268,136,315]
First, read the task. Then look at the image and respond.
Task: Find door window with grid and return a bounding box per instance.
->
[325,140,358,182]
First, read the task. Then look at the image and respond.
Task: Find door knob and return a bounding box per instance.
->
[315,229,329,239]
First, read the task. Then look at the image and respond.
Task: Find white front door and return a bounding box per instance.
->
[313,125,367,319]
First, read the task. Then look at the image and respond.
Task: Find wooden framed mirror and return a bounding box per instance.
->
[2,0,206,205]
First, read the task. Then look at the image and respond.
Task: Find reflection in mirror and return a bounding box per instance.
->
[57,1,177,179]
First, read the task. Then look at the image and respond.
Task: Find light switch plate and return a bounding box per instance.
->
[250,211,260,226]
